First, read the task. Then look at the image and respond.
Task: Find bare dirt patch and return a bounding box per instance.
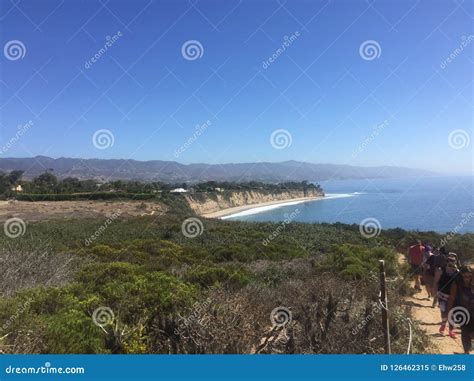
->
[0,200,168,222]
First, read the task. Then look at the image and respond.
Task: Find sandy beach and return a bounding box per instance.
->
[202,196,323,219]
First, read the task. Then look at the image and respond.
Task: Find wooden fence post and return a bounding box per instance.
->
[379,259,391,354]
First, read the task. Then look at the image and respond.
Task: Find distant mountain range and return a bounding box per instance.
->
[0,156,435,183]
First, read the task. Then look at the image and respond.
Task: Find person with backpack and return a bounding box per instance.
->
[433,254,460,338]
[448,266,474,354]
[407,240,425,291]
[434,247,449,269]
[422,245,435,299]
[430,247,449,307]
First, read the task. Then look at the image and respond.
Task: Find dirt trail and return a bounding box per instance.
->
[399,254,465,354]
[406,288,464,354]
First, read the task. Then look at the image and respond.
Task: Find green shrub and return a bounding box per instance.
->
[185,265,251,288]
[43,309,107,353]
[320,244,397,280]
[15,193,157,201]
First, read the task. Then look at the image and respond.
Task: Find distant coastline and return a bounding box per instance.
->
[220,177,474,234]
[207,193,359,219]
[202,196,324,219]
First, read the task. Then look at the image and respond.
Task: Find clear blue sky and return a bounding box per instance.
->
[1,0,472,174]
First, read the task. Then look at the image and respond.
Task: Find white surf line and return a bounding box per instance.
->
[324,193,359,199]
[222,192,360,219]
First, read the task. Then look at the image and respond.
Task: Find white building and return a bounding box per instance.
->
[170,188,188,193]
[11,185,23,192]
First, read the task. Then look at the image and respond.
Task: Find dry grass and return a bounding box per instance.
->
[0,200,167,222]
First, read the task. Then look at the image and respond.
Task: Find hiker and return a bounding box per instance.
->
[448,266,474,354]
[407,240,425,291]
[434,247,449,269]
[422,245,435,299]
[430,247,450,307]
[433,254,460,338]
[448,251,462,269]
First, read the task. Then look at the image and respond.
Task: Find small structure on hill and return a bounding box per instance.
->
[170,188,188,193]
[11,184,23,192]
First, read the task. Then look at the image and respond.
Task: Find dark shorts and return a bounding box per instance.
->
[411,264,423,275]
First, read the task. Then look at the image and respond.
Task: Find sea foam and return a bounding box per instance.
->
[222,193,358,219]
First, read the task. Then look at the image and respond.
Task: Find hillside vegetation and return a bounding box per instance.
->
[2,170,322,202]
[2,201,473,354]
[1,176,473,354]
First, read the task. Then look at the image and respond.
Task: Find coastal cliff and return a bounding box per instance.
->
[185,188,324,216]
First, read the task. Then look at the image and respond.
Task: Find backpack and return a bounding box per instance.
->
[458,286,474,315]
[433,254,447,270]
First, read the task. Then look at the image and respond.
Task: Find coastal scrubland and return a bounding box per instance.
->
[1,172,473,354]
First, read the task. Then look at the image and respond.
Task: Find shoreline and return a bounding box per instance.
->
[201,196,324,219]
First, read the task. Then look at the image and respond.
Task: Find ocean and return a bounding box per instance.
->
[223,176,474,233]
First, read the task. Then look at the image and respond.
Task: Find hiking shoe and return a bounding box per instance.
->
[448,330,457,339]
